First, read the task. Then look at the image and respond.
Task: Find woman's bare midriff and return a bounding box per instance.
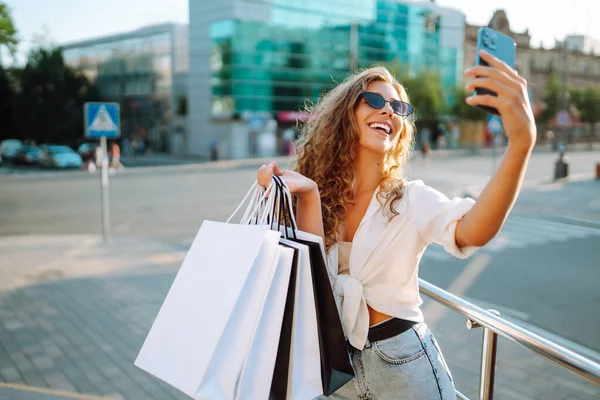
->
[368,305,393,326]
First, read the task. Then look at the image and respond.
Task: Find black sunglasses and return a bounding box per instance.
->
[361,92,414,117]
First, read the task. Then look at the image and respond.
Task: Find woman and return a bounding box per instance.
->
[257,50,536,399]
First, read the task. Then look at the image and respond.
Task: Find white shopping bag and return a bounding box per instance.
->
[235,246,296,400]
[134,221,281,399]
[197,243,282,399]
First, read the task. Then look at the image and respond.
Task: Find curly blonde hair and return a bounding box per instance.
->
[293,66,416,251]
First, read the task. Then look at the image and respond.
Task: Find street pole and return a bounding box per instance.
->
[100,136,111,243]
[492,135,497,174]
[562,39,569,113]
[350,20,358,71]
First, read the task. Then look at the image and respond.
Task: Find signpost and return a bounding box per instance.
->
[556,110,572,127]
[487,115,504,173]
[84,102,120,243]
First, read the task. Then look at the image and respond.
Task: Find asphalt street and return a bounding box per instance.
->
[1,151,599,356]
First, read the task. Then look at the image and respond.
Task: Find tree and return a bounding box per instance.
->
[403,69,446,123]
[176,95,187,116]
[576,87,600,144]
[0,2,18,60]
[383,61,451,148]
[449,85,487,151]
[450,85,487,121]
[0,65,16,140]
[13,46,101,145]
[538,73,560,123]
[384,62,445,122]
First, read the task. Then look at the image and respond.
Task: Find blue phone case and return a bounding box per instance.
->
[475,27,516,115]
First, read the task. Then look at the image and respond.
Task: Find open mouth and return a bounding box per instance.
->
[368,122,392,136]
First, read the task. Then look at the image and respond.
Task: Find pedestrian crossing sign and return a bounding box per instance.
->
[487,115,504,135]
[84,102,120,139]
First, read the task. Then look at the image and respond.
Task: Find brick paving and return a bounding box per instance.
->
[0,235,599,399]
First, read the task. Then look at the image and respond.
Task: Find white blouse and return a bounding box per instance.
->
[326,180,479,350]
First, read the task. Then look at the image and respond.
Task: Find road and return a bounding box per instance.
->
[1,150,599,356]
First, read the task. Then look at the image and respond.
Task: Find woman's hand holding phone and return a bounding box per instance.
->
[464,50,536,150]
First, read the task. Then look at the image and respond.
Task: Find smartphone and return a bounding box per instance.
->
[474,27,516,115]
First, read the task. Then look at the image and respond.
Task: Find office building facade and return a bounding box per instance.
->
[189,0,465,158]
[63,23,189,153]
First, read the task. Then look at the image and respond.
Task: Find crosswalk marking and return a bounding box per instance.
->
[499,221,575,242]
[422,215,600,262]
[509,215,600,236]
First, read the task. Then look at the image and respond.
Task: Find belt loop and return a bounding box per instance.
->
[364,338,372,349]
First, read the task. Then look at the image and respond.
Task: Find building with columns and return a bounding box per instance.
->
[463,10,600,117]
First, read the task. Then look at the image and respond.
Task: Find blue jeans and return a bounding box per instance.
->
[317,322,456,400]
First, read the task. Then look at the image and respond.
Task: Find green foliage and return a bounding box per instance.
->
[12,46,101,144]
[539,73,560,123]
[575,87,600,125]
[384,62,446,122]
[0,2,18,57]
[0,65,16,140]
[449,85,487,121]
[403,69,446,122]
[176,95,187,116]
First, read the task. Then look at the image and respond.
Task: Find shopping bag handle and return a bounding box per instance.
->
[226,180,259,224]
[226,179,275,225]
[272,175,298,240]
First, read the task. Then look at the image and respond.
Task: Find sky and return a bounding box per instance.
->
[2,0,599,65]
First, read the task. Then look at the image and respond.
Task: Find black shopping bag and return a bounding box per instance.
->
[295,238,355,395]
[269,245,299,400]
[272,175,354,396]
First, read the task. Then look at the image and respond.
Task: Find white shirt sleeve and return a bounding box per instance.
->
[407,180,479,259]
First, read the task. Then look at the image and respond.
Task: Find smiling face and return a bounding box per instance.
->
[354,80,404,155]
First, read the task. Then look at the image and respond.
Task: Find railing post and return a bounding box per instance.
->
[467,309,500,400]
[480,325,499,399]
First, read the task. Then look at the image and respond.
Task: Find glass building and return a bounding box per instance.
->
[63,23,189,153]
[189,0,465,158]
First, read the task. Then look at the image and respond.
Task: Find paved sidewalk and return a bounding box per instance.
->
[514,177,600,224]
[1,235,599,400]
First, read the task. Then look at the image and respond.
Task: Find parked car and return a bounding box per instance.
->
[0,139,23,161]
[14,145,43,165]
[38,145,83,169]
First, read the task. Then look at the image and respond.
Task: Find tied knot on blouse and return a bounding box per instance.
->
[333,241,370,349]
[333,274,369,348]
[325,181,479,351]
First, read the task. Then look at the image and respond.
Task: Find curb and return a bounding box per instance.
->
[0,383,114,399]
[0,157,293,182]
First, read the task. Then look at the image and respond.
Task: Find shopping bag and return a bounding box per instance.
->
[268,244,301,400]
[198,180,306,399]
[296,238,354,395]
[236,245,297,400]
[277,238,323,400]
[134,219,281,399]
[274,176,354,395]
[197,241,282,399]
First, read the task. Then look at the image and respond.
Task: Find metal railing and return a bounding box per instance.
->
[418,278,600,400]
